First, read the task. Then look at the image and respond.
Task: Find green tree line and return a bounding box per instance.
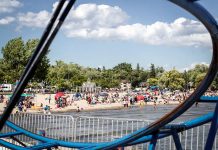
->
[1,37,218,90]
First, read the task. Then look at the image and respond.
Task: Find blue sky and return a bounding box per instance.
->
[0,0,217,71]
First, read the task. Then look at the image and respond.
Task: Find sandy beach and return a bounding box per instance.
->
[0,93,180,114]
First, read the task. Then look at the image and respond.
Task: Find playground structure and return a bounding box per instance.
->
[0,0,217,149]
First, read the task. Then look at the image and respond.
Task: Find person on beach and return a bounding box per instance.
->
[77,106,80,112]
[153,100,157,111]
[130,96,134,105]
[123,100,126,107]
[0,94,3,103]
[139,100,143,107]
[195,101,198,107]
[23,105,27,112]
[18,101,23,112]
[43,105,51,114]
[87,96,91,104]
[71,94,74,104]
[125,100,128,107]
[48,94,51,104]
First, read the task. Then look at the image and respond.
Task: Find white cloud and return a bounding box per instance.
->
[0,0,22,13]
[16,2,211,47]
[17,11,51,28]
[64,17,210,47]
[0,16,15,25]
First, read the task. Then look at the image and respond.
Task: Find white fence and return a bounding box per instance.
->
[0,113,217,150]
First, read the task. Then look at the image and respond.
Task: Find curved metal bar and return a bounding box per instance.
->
[5,121,95,148]
[0,131,23,138]
[83,0,218,149]
[2,112,213,149]
[129,112,214,146]
[0,0,217,149]
[200,96,218,103]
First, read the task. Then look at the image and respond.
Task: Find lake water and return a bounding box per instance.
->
[66,103,215,122]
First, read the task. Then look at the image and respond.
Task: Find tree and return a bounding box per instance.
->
[25,39,50,82]
[195,73,206,87]
[1,37,25,83]
[46,61,69,89]
[147,78,158,86]
[136,63,140,72]
[159,69,185,90]
[46,61,87,90]
[113,63,132,73]
[187,64,208,88]
[182,70,190,90]
[149,64,156,78]
[0,38,50,84]
[0,59,5,82]
[155,66,164,77]
[131,70,140,87]
[131,64,148,88]
[113,63,132,81]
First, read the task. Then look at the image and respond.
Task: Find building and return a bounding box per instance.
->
[76,79,101,93]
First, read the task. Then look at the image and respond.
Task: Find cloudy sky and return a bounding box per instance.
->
[0,0,217,71]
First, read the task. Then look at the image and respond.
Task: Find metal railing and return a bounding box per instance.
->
[73,116,218,150]
[73,116,150,143]
[1,113,74,146]
[0,113,217,150]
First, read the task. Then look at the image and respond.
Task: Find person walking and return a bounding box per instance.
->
[48,94,51,104]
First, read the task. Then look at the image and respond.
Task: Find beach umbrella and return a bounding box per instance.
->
[8,93,32,98]
[8,93,33,103]
[55,92,64,100]
[136,95,144,101]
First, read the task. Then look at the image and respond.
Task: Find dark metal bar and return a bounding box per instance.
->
[19,0,66,79]
[172,130,182,150]
[205,102,218,150]
[0,0,66,131]
[148,132,158,150]
[0,139,26,150]
[10,136,27,147]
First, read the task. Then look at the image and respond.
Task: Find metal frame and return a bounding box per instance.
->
[0,111,215,149]
[0,0,217,149]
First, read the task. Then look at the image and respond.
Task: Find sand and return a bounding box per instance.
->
[0,94,180,114]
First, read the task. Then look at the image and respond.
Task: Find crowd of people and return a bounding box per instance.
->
[41,88,218,111]
[17,96,34,113]
[0,88,218,113]
[69,88,191,109]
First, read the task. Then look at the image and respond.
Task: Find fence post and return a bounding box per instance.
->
[205,102,218,150]
[172,130,182,150]
[149,131,159,150]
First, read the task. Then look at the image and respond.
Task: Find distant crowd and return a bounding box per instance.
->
[0,88,218,113]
